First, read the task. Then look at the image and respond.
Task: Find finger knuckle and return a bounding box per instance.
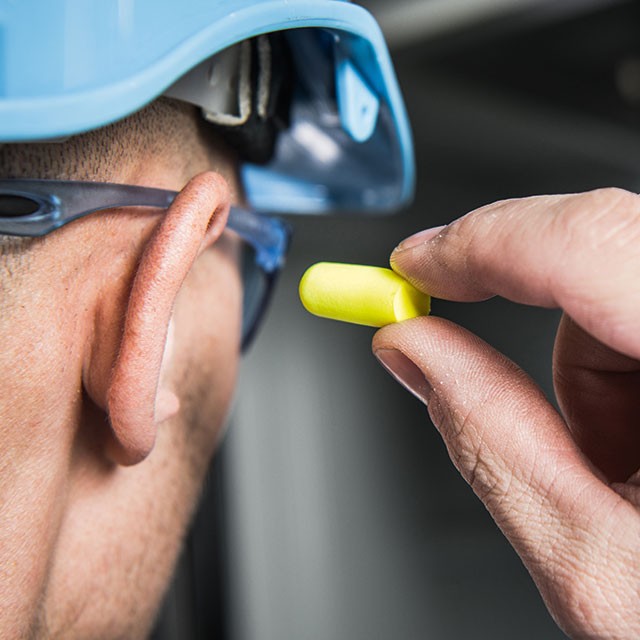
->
[559,188,640,248]
[546,188,640,313]
[466,448,510,508]
[552,560,623,638]
[543,511,640,639]
[591,186,640,214]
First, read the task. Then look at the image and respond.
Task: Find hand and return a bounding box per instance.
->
[372,188,640,639]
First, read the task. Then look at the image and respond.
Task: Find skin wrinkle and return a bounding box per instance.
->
[521,464,627,637]
[563,549,631,639]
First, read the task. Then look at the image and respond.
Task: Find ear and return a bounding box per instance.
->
[83,172,231,466]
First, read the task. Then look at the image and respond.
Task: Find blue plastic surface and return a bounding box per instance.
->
[0,0,415,215]
[336,58,380,143]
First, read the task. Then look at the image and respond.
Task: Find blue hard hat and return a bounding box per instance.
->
[0,0,414,215]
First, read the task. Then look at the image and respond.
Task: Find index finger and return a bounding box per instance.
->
[391,188,640,359]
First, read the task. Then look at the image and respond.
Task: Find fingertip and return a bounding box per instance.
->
[393,225,447,254]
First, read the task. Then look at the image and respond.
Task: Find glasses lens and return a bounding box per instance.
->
[240,242,273,348]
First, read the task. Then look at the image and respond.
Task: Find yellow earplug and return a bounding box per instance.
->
[299,262,430,327]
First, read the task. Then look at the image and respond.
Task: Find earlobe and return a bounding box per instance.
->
[84,172,231,466]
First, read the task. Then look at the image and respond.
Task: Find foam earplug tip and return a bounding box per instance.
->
[299,262,430,328]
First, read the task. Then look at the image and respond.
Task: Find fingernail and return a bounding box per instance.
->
[394,225,446,253]
[374,348,432,404]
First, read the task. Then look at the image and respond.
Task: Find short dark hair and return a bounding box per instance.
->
[0,97,234,262]
[0,98,202,182]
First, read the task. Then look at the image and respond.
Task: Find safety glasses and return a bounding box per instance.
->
[0,179,291,349]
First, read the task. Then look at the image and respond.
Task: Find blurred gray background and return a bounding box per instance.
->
[155,1,640,638]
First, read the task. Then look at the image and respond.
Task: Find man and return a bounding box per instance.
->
[0,99,245,637]
[0,1,412,637]
[2,2,637,639]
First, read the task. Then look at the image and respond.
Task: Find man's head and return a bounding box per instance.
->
[0,1,413,637]
[0,97,246,637]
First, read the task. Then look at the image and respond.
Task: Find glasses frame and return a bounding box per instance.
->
[0,179,292,349]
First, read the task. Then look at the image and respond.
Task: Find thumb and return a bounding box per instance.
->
[372,316,639,636]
